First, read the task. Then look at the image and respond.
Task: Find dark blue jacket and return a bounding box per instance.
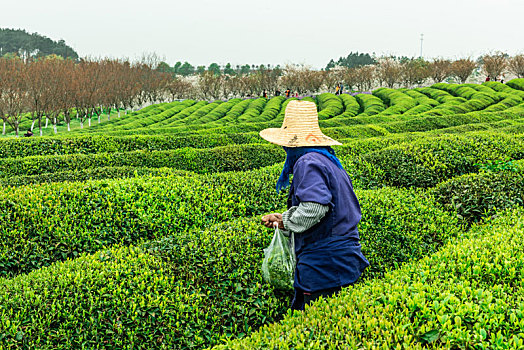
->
[288,152,369,292]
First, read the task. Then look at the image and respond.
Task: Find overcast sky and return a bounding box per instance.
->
[2,0,523,68]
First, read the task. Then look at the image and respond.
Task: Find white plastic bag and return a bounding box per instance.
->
[262,227,295,290]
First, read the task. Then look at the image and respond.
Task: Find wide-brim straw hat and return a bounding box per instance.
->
[259,100,342,147]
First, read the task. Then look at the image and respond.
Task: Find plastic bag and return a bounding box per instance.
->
[262,227,295,290]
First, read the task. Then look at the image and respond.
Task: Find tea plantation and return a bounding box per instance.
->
[1,79,524,349]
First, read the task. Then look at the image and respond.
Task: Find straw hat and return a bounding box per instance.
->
[259,100,342,147]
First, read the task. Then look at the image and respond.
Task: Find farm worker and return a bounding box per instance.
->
[335,84,340,95]
[260,100,369,310]
[339,83,344,94]
[285,88,291,98]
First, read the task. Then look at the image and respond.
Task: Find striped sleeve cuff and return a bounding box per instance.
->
[282,202,329,233]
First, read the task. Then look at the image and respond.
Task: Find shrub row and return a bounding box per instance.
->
[416,86,465,104]
[186,98,242,125]
[0,165,286,277]
[0,144,284,178]
[212,98,252,125]
[373,87,417,115]
[0,166,187,187]
[152,101,209,127]
[112,100,197,130]
[432,161,524,224]
[507,78,524,91]
[84,101,181,132]
[351,133,524,189]
[256,96,286,122]
[483,80,524,98]
[316,93,344,120]
[0,186,462,348]
[218,207,524,349]
[354,93,386,116]
[339,94,360,117]
[173,100,223,125]
[237,98,267,123]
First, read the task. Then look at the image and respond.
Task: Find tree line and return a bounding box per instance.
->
[0,55,172,136]
[0,28,79,60]
[1,52,523,137]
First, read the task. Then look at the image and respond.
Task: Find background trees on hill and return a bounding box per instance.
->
[0,28,78,60]
[325,52,376,70]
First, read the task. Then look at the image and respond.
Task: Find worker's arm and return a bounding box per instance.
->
[282,201,329,234]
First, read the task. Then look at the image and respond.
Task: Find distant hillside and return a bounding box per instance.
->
[0,28,78,59]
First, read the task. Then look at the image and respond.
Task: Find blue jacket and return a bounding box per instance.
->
[288,152,369,292]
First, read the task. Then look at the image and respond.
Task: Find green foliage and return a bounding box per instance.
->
[433,163,524,224]
[352,133,524,189]
[0,28,78,59]
[217,208,524,349]
[355,93,386,116]
[373,88,417,115]
[0,166,186,186]
[2,82,524,349]
[237,98,268,123]
[507,78,524,91]
[262,228,295,290]
[0,144,284,178]
[0,132,268,159]
[0,187,462,348]
[316,93,344,120]
[0,165,286,277]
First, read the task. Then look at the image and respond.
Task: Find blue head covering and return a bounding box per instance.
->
[276,146,344,193]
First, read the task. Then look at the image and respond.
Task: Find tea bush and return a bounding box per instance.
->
[217,207,524,349]
[0,187,462,348]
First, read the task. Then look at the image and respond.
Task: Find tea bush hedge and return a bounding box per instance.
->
[355,93,386,116]
[0,187,462,348]
[507,78,524,91]
[237,98,267,123]
[217,207,524,349]
[0,166,286,277]
[0,166,187,187]
[0,144,283,178]
[433,162,524,224]
[373,88,417,115]
[316,93,344,120]
[0,133,264,159]
[352,133,524,189]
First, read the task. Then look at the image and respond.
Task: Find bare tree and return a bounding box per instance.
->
[428,59,452,83]
[377,57,402,88]
[400,58,430,88]
[0,57,29,136]
[482,52,507,80]
[354,65,375,91]
[450,58,477,83]
[198,71,222,100]
[508,54,524,78]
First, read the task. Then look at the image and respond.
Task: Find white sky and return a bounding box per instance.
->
[1,0,523,69]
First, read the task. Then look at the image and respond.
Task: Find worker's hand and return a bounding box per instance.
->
[261,213,284,229]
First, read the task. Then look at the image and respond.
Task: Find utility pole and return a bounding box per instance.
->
[420,34,424,58]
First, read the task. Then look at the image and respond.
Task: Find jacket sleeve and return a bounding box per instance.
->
[282,202,329,234]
